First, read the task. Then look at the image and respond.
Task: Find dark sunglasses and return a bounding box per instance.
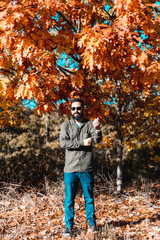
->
[71,107,82,111]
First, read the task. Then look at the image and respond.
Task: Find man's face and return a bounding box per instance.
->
[71,101,83,121]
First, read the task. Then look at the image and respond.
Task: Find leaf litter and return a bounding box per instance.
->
[0,181,160,239]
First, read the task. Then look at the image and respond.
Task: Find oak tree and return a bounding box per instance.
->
[0,0,160,191]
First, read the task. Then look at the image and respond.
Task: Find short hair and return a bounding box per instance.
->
[71,98,84,108]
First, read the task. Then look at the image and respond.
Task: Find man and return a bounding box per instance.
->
[60,98,102,237]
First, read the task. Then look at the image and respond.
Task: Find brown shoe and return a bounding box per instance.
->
[87,224,98,234]
[63,227,72,238]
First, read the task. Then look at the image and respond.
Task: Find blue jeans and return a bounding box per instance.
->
[64,172,96,228]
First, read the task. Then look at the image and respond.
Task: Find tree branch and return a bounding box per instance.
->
[102,6,117,21]
[56,11,77,33]
[57,65,76,75]
[125,117,156,142]
[0,68,15,75]
[121,93,134,114]
[68,53,82,63]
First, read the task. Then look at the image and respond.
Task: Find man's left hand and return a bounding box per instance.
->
[93,117,100,130]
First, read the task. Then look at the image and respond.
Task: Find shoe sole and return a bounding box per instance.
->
[63,233,72,238]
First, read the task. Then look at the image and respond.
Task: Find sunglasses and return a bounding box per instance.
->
[71,107,82,111]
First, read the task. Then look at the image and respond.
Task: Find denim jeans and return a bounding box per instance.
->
[64,171,96,228]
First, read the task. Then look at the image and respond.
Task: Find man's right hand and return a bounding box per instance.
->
[83,137,92,146]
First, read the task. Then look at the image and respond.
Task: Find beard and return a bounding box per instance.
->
[72,112,83,121]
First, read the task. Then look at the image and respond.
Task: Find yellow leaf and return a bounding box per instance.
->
[0,20,5,31]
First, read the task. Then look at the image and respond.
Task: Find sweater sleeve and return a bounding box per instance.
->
[89,121,102,144]
[59,121,83,149]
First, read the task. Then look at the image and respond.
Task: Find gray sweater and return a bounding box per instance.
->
[60,118,102,172]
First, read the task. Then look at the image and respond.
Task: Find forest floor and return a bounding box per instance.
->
[0,178,160,240]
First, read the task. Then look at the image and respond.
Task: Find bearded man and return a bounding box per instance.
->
[60,98,102,237]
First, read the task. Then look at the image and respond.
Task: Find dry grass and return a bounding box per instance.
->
[0,178,160,239]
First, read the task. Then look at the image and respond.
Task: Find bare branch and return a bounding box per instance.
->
[56,11,77,33]
[57,65,76,75]
[69,53,82,63]
[0,68,15,75]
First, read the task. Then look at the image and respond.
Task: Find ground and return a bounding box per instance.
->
[0,180,160,239]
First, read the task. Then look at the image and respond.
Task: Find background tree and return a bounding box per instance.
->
[0,107,66,186]
[99,81,160,191]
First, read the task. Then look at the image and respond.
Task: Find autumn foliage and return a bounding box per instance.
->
[0,0,159,190]
[0,0,159,111]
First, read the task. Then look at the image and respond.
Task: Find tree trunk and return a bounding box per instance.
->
[43,113,50,145]
[116,139,123,192]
